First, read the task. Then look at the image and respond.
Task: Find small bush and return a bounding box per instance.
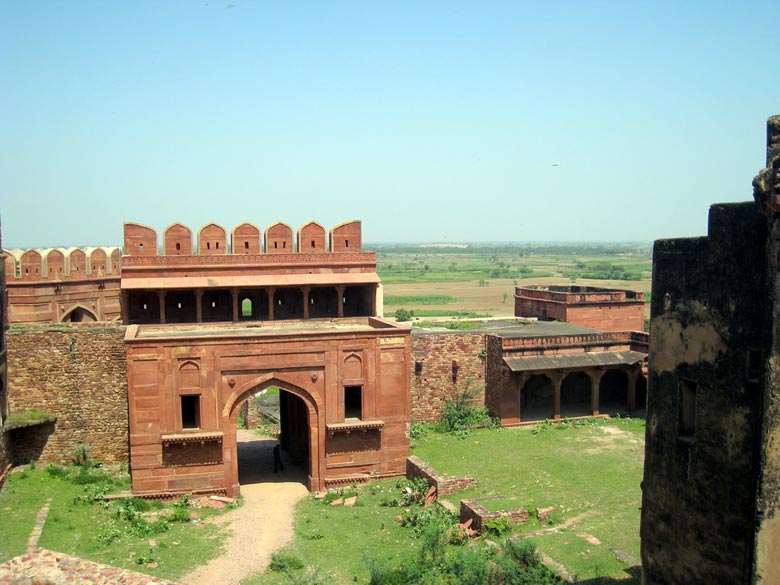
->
[483,517,512,538]
[270,552,305,572]
[394,308,414,322]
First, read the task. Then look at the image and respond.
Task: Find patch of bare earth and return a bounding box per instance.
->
[182,430,308,585]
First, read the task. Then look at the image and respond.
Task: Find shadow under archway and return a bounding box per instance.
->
[236,389,310,488]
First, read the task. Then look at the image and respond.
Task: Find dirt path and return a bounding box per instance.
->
[182,430,309,585]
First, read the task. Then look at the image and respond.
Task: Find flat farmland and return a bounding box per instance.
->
[375,244,652,321]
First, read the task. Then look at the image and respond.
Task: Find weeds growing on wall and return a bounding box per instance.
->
[440,386,495,438]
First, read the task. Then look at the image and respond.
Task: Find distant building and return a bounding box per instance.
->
[640,115,780,584]
[3,246,122,323]
[515,285,645,332]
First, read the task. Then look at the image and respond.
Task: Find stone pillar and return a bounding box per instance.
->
[303,286,310,319]
[195,289,203,323]
[267,287,276,321]
[231,288,239,323]
[336,285,345,318]
[120,291,130,323]
[157,290,166,324]
[628,367,639,411]
[589,369,604,416]
[552,372,563,420]
[516,372,528,422]
[370,284,378,316]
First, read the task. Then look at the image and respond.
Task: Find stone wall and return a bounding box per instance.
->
[410,332,486,423]
[6,324,128,465]
[406,455,476,496]
[641,202,767,584]
[460,498,530,532]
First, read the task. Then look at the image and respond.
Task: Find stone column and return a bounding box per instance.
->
[120,291,130,323]
[589,369,604,416]
[157,290,166,324]
[267,287,276,321]
[195,289,203,323]
[552,372,563,420]
[336,285,346,318]
[231,288,239,323]
[370,284,378,316]
[628,367,639,411]
[303,286,311,319]
[516,372,528,422]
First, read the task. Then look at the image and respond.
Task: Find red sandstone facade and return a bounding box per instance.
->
[485,330,648,425]
[3,247,122,323]
[514,285,645,332]
[122,221,409,497]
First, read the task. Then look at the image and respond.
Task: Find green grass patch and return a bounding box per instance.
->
[384,295,457,305]
[0,464,235,580]
[246,418,643,584]
[413,418,645,582]
[4,409,57,430]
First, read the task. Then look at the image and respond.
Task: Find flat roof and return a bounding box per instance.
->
[121,272,380,290]
[504,350,646,372]
[127,317,407,340]
[411,319,598,337]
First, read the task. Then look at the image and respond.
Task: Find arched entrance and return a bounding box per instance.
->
[635,375,648,413]
[599,369,629,414]
[561,372,591,417]
[225,377,320,497]
[62,305,97,323]
[521,375,554,422]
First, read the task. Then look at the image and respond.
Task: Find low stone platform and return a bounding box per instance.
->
[0,549,181,585]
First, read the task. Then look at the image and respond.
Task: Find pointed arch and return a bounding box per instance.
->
[298,221,326,253]
[61,304,98,323]
[224,373,321,494]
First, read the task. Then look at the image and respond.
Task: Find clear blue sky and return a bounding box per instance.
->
[1,1,778,248]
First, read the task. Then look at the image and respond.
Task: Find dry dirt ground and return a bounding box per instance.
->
[182,430,308,585]
[382,276,652,320]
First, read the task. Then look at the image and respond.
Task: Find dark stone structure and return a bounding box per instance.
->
[641,116,780,584]
[0,217,8,471]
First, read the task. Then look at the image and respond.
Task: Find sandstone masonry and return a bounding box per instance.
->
[6,324,128,465]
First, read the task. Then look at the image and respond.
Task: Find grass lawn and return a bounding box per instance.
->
[412,418,645,583]
[247,418,645,584]
[0,464,234,580]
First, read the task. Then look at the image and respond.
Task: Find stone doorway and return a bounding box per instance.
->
[227,379,319,496]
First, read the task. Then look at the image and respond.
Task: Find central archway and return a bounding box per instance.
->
[224,375,321,497]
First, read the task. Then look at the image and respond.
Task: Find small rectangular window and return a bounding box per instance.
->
[181,395,200,429]
[679,380,696,439]
[415,361,423,376]
[244,241,249,250]
[345,386,362,419]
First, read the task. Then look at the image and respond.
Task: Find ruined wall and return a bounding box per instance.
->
[641,202,767,584]
[6,324,128,465]
[484,334,515,422]
[753,114,780,585]
[410,331,486,423]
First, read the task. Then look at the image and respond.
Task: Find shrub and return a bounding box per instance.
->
[440,386,494,437]
[483,517,512,538]
[394,308,414,322]
[270,552,305,572]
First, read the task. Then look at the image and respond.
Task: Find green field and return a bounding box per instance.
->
[0,464,232,580]
[246,418,645,584]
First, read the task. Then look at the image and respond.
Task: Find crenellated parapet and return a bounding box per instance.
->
[123,220,362,257]
[4,246,122,282]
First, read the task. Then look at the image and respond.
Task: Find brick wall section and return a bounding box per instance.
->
[6,324,128,464]
[460,498,530,532]
[484,334,511,421]
[410,332,486,423]
[406,455,476,496]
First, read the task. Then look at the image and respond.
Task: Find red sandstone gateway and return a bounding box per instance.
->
[120,221,411,497]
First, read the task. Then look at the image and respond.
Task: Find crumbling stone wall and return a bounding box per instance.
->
[641,202,767,584]
[6,324,128,464]
[410,331,486,423]
[406,455,476,495]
